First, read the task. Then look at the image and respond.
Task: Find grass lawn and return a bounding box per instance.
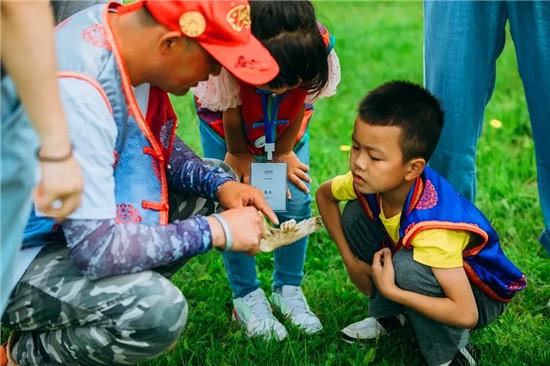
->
[144,2,549,365]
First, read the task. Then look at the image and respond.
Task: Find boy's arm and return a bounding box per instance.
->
[223,107,254,183]
[372,248,478,328]
[167,136,234,200]
[274,106,311,193]
[316,181,373,296]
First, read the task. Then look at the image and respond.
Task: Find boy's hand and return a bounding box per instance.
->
[224,152,254,184]
[274,151,310,193]
[345,256,373,296]
[371,248,398,299]
[216,181,278,224]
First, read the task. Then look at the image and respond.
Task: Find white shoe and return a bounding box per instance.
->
[270,285,323,334]
[341,315,405,343]
[232,288,288,341]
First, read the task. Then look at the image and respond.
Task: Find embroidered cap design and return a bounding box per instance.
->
[179,11,206,38]
[226,4,251,32]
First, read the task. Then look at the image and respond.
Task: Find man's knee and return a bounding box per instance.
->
[118,275,188,352]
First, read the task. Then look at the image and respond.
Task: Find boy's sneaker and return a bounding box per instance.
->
[232,288,288,341]
[340,315,406,343]
[270,285,323,334]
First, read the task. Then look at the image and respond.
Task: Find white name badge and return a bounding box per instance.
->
[250,162,288,212]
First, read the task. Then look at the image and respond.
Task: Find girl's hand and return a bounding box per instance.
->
[371,248,399,300]
[274,151,311,193]
[224,152,254,184]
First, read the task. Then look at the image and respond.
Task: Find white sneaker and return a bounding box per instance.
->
[232,288,288,341]
[341,315,406,343]
[270,285,323,334]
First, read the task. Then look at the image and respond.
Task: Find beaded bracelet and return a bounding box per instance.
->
[212,213,233,252]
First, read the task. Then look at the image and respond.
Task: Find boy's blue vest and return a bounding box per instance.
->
[355,167,526,303]
[23,2,176,248]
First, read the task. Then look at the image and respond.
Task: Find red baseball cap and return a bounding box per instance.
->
[119,0,279,85]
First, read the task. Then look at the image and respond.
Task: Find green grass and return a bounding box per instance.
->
[146,2,550,365]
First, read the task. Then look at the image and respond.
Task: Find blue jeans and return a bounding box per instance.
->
[424,1,550,254]
[199,121,312,298]
[1,77,39,315]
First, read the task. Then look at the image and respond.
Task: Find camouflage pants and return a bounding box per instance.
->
[2,160,231,365]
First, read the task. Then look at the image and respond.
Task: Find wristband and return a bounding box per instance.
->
[212,213,233,251]
[36,145,73,163]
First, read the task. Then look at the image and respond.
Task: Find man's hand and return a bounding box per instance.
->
[217,180,278,224]
[274,151,310,193]
[344,256,373,296]
[34,155,83,221]
[208,207,266,255]
[371,248,398,299]
[224,152,254,184]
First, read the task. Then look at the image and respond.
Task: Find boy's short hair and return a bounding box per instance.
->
[358,81,444,162]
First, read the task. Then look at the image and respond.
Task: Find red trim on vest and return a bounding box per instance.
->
[354,186,373,220]
[57,72,113,113]
[463,262,511,303]
[104,3,169,224]
[406,178,424,215]
[145,86,178,160]
[353,188,401,252]
[401,221,488,250]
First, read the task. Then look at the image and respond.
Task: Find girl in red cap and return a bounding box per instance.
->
[193,0,340,340]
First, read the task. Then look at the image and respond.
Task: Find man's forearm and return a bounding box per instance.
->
[63,216,212,280]
[168,137,234,199]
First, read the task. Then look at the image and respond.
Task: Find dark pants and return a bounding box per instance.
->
[341,200,505,366]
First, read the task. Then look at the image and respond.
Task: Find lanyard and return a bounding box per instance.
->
[252,89,289,160]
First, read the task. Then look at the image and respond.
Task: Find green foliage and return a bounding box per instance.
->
[146,2,549,365]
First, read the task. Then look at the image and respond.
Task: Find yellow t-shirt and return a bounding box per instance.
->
[331,171,357,201]
[330,171,471,268]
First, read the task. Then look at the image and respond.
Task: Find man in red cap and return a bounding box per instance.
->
[1,1,279,365]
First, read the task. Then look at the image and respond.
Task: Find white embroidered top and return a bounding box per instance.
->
[192,49,341,112]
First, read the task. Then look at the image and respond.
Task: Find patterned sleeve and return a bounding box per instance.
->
[167,136,235,200]
[63,216,212,280]
[191,68,241,111]
[306,49,342,104]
